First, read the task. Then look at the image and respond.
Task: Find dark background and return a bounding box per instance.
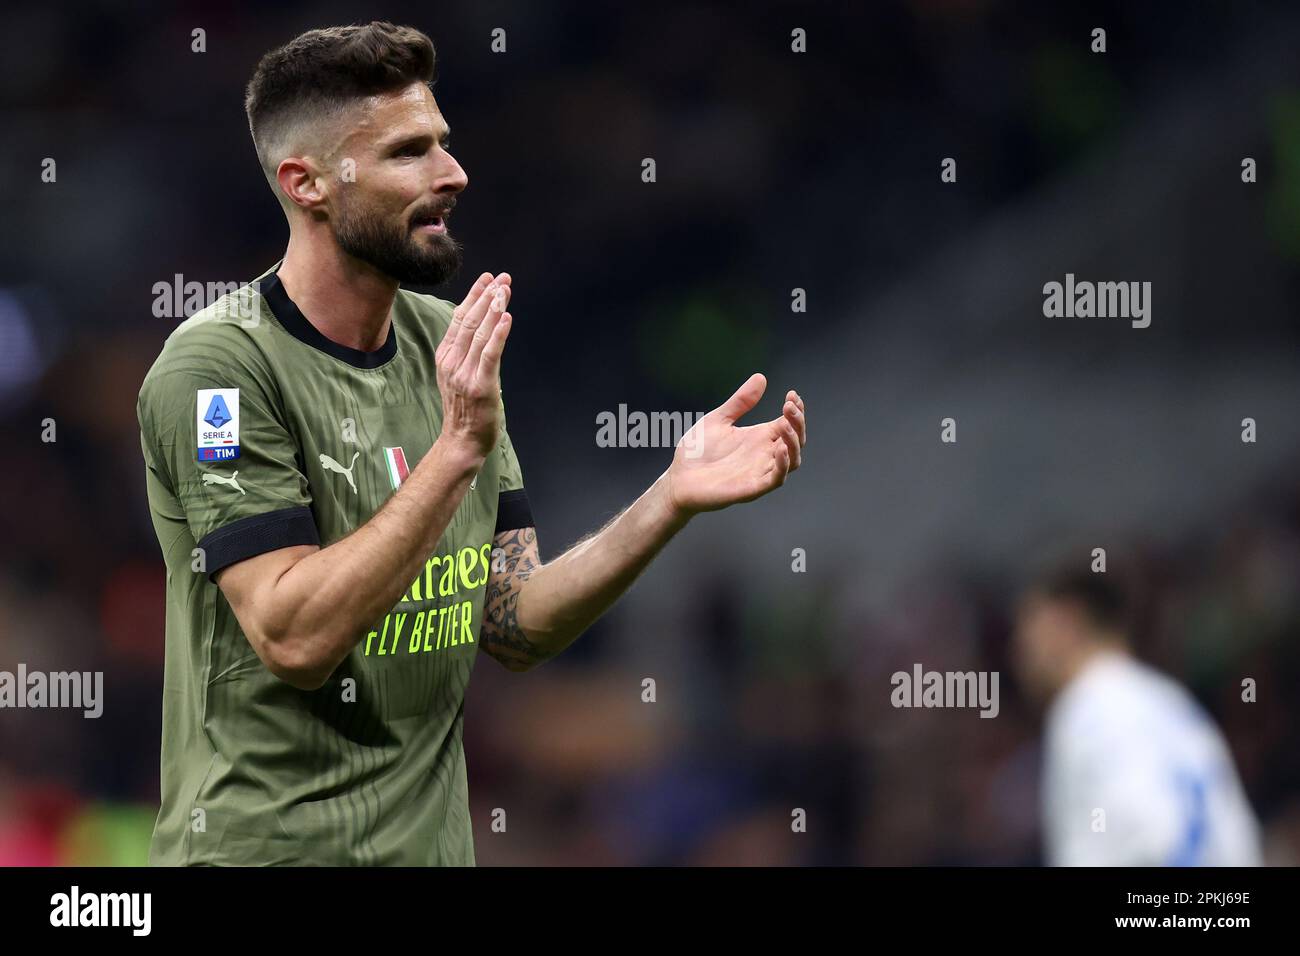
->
[1,0,1299,864]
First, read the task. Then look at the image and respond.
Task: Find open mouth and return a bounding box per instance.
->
[413,210,449,234]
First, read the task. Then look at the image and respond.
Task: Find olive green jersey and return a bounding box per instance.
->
[136,262,532,866]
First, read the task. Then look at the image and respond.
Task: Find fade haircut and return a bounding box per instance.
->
[244,21,436,198]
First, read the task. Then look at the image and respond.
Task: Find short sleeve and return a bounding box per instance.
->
[493,401,533,534]
[138,358,319,580]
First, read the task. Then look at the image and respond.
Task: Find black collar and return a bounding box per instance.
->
[257,271,398,369]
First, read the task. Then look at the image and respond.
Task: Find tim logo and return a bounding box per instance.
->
[196,387,241,461]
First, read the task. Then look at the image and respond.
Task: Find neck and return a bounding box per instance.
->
[1056,639,1125,695]
[276,225,398,352]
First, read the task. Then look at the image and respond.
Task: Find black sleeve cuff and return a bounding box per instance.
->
[495,488,534,534]
[198,506,321,581]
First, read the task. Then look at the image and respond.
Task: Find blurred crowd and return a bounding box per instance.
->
[464,473,1300,865]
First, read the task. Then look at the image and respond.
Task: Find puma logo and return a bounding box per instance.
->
[202,470,245,495]
[320,451,361,494]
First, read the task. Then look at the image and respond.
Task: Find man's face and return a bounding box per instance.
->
[1011,593,1085,703]
[329,83,468,285]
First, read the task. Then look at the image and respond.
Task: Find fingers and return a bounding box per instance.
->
[783,390,806,447]
[478,311,513,378]
[765,436,791,490]
[440,273,492,359]
[716,372,767,424]
[774,415,801,472]
[455,273,494,322]
[444,273,511,369]
[465,285,510,372]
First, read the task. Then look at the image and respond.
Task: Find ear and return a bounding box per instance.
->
[276,156,329,212]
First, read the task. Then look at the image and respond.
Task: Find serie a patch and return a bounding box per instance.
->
[196,387,240,461]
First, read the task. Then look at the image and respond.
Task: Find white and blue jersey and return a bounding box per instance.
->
[1042,652,1261,866]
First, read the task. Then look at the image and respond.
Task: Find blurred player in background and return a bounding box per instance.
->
[1013,566,1262,866]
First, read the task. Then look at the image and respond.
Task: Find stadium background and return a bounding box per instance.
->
[1,0,1299,864]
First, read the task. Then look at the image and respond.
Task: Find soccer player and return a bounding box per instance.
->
[136,22,806,865]
[1012,567,1262,866]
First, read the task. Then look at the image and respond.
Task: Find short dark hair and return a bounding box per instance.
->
[244,21,436,182]
[1032,563,1133,634]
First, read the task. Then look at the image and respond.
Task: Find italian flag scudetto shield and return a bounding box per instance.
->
[383,446,410,490]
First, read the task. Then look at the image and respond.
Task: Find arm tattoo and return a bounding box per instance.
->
[479,526,548,671]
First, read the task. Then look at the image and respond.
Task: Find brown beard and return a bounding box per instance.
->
[334,196,463,286]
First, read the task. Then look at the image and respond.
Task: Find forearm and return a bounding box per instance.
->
[480,375,806,673]
[263,437,482,683]
[515,470,690,659]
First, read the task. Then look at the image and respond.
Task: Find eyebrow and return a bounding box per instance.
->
[382,125,452,153]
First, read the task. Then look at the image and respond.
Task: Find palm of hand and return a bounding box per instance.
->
[665,373,805,515]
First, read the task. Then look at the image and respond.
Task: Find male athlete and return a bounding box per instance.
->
[1012,567,1261,866]
[136,21,806,865]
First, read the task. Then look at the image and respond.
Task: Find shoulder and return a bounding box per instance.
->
[395,288,456,349]
[1048,655,1179,761]
[139,283,280,424]
[397,287,456,319]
